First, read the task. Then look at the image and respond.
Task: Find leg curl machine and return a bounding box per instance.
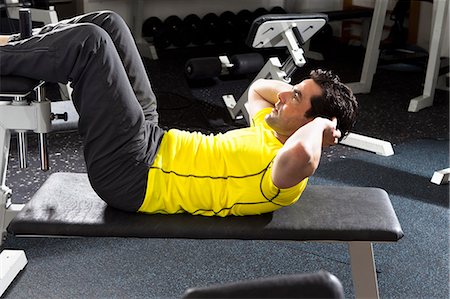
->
[0,9,67,295]
[0,76,67,296]
[2,14,403,298]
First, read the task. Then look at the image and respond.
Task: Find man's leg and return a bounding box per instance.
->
[0,24,163,211]
[36,10,158,123]
[67,11,159,123]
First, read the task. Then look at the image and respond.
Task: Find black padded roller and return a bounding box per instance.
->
[230,53,264,75]
[185,57,222,80]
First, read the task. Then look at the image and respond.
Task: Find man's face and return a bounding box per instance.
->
[265,79,323,140]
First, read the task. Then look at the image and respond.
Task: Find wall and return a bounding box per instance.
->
[289,0,342,12]
[82,0,287,23]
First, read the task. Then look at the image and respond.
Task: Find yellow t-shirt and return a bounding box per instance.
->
[138,108,308,216]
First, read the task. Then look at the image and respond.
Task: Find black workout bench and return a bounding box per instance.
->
[8,173,403,298]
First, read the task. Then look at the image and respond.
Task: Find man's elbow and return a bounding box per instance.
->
[273,145,318,189]
[296,143,319,177]
[299,158,317,182]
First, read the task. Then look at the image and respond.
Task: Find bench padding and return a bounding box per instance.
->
[8,173,403,242]
[0,75,40,94]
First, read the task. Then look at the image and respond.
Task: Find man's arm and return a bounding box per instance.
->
[272,117,341,189]
[247,79,293,119]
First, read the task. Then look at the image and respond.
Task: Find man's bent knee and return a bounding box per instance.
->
[91,10,130,33]
[72,23,112,46]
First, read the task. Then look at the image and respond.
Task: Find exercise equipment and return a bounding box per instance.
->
[164,15,190,48]
[0,250,28,296]
[0,76,47,295]
[142,16,170,49]
[219,11,239,43]
[3,0,58,24]
[141,16,162,43]
[0,9,71,296]
[0,76,73,296]
[182,271,344,298]
[409,0,449,112]
[270,6,286,14]
[3,0,71,101]
[236,9,253,41]
[183,14,207,46]
[216,14,328,123]
[206,12,394,157]
[7,172,403,299]
[18,7,32,38]
[431,168,450,185]
[185,53,264,80]
[252,7,269,20]
[202,13,225,44]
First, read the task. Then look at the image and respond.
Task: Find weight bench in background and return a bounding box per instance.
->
[8,172,404,299]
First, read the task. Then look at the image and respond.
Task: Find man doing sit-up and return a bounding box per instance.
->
[0,11,358,216]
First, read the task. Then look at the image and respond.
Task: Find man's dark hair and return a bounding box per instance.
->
[305,69,358,140]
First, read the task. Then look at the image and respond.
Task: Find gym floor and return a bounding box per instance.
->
[2,40,449,298]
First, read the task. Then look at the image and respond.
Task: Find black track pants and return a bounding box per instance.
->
[0,11,165,211]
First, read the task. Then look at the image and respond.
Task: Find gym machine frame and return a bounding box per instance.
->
[408,0,449,185]
[223,13,394,156]
[0,7,67,295]
[0,77,56,295]
[4,0,58,27]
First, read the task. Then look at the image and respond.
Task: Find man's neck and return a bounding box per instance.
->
[274,132,288,144]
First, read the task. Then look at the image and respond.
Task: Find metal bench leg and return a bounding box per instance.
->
[346,0,388,94]
[349,241,380,299]
[431,168,450,185]
[408,0,448,112]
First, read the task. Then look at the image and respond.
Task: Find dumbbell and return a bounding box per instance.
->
[183,14,208,46]
[185,53,264,80]
[236,10,253,41]
[202,13,226,44]
[253,7,268,19]
[142,16,171,49]
[142,16,161,41]
[219,11,239,43]
[164,15,191,48]
[270,6,286,14]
